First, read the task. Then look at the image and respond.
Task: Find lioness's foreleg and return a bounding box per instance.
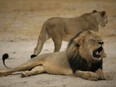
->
[51,33,62,52]
[21,66,45,78]
[53,39,62,52]
[75,69,105,81]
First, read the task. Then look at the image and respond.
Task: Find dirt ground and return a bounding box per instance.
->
[0,0,116,87]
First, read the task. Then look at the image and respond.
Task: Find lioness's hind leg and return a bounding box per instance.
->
[21,66,45,78]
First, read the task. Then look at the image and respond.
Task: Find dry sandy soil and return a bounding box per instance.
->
[0,0,116,87]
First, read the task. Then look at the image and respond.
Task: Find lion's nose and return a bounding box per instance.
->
[98,41,104,45]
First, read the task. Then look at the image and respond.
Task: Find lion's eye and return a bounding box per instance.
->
[90,39,96,42]
[75,44,80,47]
[93,39,96,42]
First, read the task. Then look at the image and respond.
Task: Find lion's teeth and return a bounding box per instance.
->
[96,51,101,55]
[96,51,99,55]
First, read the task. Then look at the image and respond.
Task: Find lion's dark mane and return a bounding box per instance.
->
[67,31,103,73]
[68,53,103,73]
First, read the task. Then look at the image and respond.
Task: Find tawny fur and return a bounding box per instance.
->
[32,10,108,57]
[0,30,106,81]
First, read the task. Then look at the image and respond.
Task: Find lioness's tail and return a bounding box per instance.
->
[31,21,50,58]
[2,53,10,69]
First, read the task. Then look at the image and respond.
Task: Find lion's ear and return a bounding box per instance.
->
[74,36,85,46]
[92,10,97,13]
[100,11,106,17]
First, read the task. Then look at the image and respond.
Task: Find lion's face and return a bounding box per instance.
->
[78,31,106,61]
[93,10,108,27]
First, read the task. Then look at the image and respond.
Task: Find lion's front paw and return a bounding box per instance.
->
[76,70,98,81]
[99,73,112,80]
[88,72,98,81]
[98,74,106,80]
[95,69,106,80]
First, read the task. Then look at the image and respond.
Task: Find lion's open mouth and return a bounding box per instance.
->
[93,46,103,58]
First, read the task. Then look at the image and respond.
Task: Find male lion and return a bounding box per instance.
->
[31,10,108,58]
[0,30,106,81]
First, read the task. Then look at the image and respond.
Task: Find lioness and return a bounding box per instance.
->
[31,10,108,58]
[0,30,106,81]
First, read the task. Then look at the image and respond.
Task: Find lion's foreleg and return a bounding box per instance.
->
[75,70,98,81]
[75,69,105,81]
[95,69,105,80]
[21,66,45,78]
